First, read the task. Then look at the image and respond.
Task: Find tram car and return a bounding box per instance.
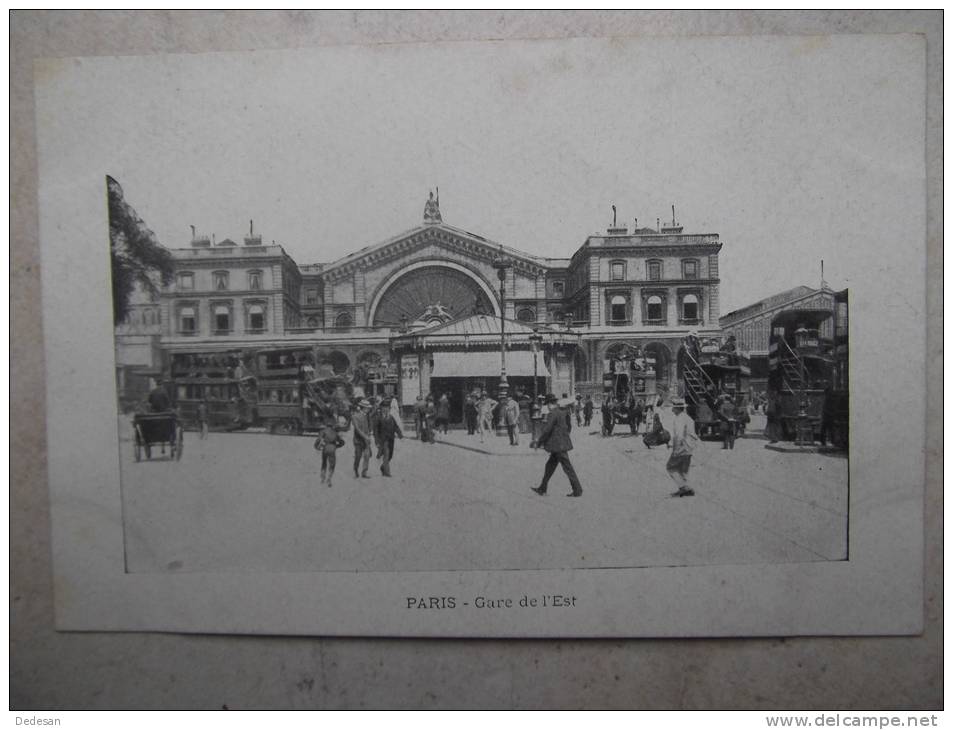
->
[252,347,353,433]
[256,373,354,434]
[766,309,835,442]
[679,335,750,438]
[167,346,356,435]
[602,346,657,424]
[169,351,257,431]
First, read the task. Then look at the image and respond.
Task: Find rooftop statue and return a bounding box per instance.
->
[423,188,442,223]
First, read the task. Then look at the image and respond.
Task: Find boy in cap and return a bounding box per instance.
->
[668,397,698,497]
[315,419,344,488]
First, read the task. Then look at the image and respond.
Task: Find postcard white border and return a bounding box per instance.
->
[36,37,925,637]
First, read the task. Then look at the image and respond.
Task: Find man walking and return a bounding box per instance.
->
[374,398,404,477]
[583,395,594,427]
[503,393,521,446]
[531,394,583,498]
[601,396,615,437]
[476,392,498,443]
[668,397,698,497]
[315,419,343,488]
[436,393,451,435]
[413,395,427,440]
[351,398,373,478]
[464,394,478,435]
[718,394,737,450]
[574,394,583,426]
[197,399,209,440]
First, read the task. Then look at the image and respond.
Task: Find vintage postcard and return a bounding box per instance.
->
[35,34,925,635]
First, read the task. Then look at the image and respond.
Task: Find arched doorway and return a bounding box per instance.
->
[316,350,351,375]
[643,342,673,398]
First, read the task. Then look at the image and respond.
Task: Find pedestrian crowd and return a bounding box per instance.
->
[302,384,754,501]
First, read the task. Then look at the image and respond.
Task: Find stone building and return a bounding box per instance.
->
[121,194,726,416]
[719,285,835,353]
[114,282,164,409]
[719,284,836,391]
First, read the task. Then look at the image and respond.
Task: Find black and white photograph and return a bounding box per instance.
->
[30,26,926,639]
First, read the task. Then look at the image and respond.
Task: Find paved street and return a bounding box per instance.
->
[119,411,848,574]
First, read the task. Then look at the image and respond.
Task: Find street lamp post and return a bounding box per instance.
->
[529,329,544,441]
[491,248,510,403]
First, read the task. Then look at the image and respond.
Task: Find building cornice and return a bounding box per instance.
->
[320,225,548,282]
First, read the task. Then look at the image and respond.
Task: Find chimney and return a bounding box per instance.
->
[606,204,628,236]
[244,218,262,246]
[190,225,210,248]
[660,205,684,234]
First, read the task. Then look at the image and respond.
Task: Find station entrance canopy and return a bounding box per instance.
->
[430,350,551,379]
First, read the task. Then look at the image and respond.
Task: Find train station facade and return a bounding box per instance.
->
[116,194,725,412]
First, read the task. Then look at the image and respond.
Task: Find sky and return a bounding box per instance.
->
[41,34,924,314]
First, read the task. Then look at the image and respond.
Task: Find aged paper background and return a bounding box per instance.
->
[12,10,941,708]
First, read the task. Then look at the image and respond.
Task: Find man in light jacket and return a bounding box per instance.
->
[668,397,698,497]
[476,392,498,443]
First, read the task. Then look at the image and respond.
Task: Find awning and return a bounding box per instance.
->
[431,350,551,378]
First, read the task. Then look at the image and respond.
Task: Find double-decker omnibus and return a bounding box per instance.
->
[169,351,257,431]
[766,309,835,442]
[602,345,657,424]
[679,336,750,438]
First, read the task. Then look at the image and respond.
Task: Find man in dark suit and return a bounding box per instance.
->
[351,399,373,478]
[531,394,584,498]
[374,399,404,477]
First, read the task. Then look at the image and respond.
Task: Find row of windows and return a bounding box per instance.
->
[608,293,701,324]
[177,301,268,335]
[177,270,263,292]
[609,259,700,282]
[175,269,323,308]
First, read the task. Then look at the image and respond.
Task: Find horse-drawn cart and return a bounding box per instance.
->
[133,411,184,462]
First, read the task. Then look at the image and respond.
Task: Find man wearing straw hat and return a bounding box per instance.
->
[668,397,698,497]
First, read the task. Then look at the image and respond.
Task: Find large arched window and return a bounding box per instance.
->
[646,295,663,322]
[212,302,232,333]
[609,295,628,323]
[678,291,702,323]
[246,303,266,331]
[682,294,699,321]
